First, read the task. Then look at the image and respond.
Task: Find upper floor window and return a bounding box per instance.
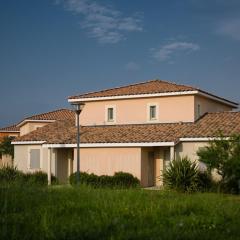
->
[197,104,201,119]
[105,105,116,123]
[148,103,158,121]
[108,108,114,121]
[150,106,157,120]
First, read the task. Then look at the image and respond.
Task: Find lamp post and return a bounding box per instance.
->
[71,102,85,184]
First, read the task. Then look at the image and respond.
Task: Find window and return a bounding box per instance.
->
[105,105,116,123]
[150,105,157,120]
[148,104,158,121]
[197,104,201,118]
[107,108,114,122]
[29,149,40,169]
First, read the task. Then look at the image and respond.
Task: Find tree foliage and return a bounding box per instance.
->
[197,134,240,193]
[0,136,15,158]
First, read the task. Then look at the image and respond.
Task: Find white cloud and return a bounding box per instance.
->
[216,18,240,41]
[125,62,140,71]
[54,0,143,43]
[152,42,200,62]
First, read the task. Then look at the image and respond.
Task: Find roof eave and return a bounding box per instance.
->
[0,130,20,133]
[68,90,199,102]
[43,142,176,148]
[68,90,238,108]
[197,91,239,108]
[16,119,56,128]
[12,141,46,145]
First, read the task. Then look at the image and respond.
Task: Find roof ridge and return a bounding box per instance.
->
[68,79,196,99]
[68,79,159,99]
[155,79,198,90]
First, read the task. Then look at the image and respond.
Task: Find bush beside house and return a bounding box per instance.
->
[163,134,240,194]
[0,166,58,186]
[69,171,140,188]
[162,156,213,193]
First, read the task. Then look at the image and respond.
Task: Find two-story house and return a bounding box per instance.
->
[12,80,240,186]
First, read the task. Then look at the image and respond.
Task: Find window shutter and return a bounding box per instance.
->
[30,149,40,169]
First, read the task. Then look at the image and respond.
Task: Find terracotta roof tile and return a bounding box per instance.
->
[69,79,196,99]
[0,124,20,132]
[13,111,240,144]
[23,109,75,121]
[14,119,191,144]
[183,111,240,138]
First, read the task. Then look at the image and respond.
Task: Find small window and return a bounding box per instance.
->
[107,107,114,122]
[29,149,40,169]
[149,105,157,120]
[197,104,201,118]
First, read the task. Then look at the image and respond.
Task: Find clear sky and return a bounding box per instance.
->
[0,0,240,127]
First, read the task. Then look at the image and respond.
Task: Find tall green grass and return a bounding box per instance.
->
[1,185,240,239]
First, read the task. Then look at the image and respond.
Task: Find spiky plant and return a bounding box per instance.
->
[163,156,199,192]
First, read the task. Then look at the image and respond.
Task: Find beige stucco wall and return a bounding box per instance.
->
[175,141,222,180]
[73,147,142,180]
[14,145,72,182]
[194,96,233,120]
[175,141,208,162]
[79,95,195,126]
[14,145,51,173]
[20,122,51,136]
[72,147,170,187]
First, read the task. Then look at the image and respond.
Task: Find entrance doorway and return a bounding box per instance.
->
[147,151,155,186]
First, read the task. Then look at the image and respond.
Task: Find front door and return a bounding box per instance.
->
[147,151,155,186]
[56,149,69,183]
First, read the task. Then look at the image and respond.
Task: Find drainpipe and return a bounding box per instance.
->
[48,148,52,185]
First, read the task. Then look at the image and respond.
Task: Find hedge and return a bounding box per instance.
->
[0,166,58,186]
[69,171,140,188]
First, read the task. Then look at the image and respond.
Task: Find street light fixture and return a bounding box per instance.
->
[71,102,85,184]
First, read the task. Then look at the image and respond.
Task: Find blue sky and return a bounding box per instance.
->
[0,0,240,127]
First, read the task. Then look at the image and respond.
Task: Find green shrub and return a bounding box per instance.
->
[197,171,213,192]
[23,171,58,186]
[0,167,58,186]
[0,166,23,183]
[113,172,140,188]
[98,175,113,187]
[69,171,140,188]
[69,172,98,186]
[163,156,199,192]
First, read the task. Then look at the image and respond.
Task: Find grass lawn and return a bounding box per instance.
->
[1,185,240,240]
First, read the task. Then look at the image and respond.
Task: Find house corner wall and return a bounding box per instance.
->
[14,144,48,173]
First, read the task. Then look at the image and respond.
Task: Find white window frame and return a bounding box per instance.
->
[105,105,116,124]
[147,103,159,122]
[27,146,42,170]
